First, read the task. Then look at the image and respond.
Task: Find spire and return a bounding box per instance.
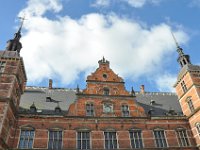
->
[171,31,191,68]
[131,86,135,97]
[5,16,26,53]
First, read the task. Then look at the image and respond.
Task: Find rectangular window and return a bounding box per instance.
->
[48,130,62,150]
[77,131,90,149]
[187,99,195,113]
[129,130,143,149]
[196,123,200,136]
[104,132,118,149]
[0,61,6,73]
[121,105,129,117]
[86,103,94,116]
[181,81,187,93]
[18,130,34,149]
[176,129,190,147]
[153,130,167,148]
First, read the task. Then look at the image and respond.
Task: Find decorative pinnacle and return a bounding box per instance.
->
[171,31,184,56]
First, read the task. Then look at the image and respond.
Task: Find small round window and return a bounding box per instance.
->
[103,74,107,78]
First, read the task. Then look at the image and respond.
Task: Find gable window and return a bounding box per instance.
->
[181,81,187,93]
[153,129,167,148]
[176,128,190,147]
[48,129,62,150]
[0,61,6,73]
[18,129,34,149]
[187,98,195,113]
[86,103,94,116]
[104,131,118,149]
[77,131,90,149]
[103,88,109,95]
[121,104,129,117]
[129,130,143,149]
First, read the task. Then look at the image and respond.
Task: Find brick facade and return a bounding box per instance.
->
[0,33,199,149]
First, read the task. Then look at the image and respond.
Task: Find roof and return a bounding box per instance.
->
[135,92,182,116]
[175,64,200,86]
[19,86,182,116]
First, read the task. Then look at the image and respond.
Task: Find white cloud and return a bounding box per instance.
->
[92,0,110,7]
[155,74,177,92]
[189,0,200,7]
[93,0,162,8]
[19,0,62,17]
[19,0,188,89]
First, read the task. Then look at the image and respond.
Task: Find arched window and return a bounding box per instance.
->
[48,128,62,150]
[176,128,190,147]
[18,127,35,149]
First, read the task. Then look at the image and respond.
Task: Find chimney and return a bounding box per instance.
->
[49,79,53,89]
[140,85,145,94]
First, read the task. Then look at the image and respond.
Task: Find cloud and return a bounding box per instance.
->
[93,0,162,8]
[155,74,177,92]
[92,0,110,7]
[189,0,200,7]
[19,0,188,89]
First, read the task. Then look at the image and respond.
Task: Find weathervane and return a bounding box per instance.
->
[17,15,26,33]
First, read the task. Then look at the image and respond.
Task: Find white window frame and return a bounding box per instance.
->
[129,129,143,149]
[18,128,35,149]
[153,129,168,148]
[77,131,91,149]
[176,128,190,147]
[48,129,63,150]
[104,131,118,149]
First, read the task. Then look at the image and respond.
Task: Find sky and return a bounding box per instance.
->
[0,0,200,92]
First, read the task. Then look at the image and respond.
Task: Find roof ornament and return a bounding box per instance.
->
[171,31,191,67]
[5,15,26,53]
[171,31,184,56]
[131,86,135,97]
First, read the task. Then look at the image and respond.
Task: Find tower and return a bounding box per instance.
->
[174,42,200,148]
[0,20,26,149]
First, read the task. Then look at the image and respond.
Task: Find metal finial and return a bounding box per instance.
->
[17,16,26,33]
[171,31,184,56]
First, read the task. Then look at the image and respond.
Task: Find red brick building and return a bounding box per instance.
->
[0,26,200,150]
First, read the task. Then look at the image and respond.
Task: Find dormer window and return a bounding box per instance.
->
[30,102,36,113]
[103,88,109,95]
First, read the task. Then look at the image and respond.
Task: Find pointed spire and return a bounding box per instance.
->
[5,16,26,53]
[76,84,80,93]
[131,86,135,97]
[171,31,191,68]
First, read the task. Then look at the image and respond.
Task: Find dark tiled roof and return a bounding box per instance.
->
[19,87,76,114]
[135,92,182,116]
[19,87,182,116]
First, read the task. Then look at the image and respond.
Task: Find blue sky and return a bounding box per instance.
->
[0,0,200,92]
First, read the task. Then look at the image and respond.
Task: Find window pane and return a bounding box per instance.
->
[104,132,117,149]
[154,130,167,148]
[130,130,143,149]
[48,130,62,150]
[77,132,90,149]
[18,130,34,149]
